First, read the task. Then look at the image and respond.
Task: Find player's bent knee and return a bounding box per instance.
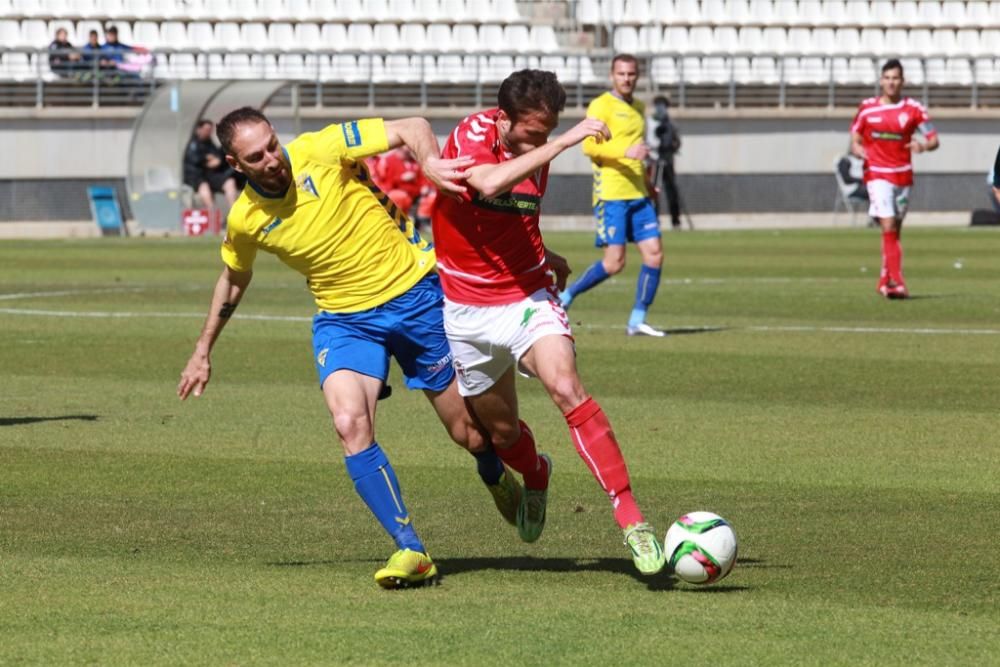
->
[331,410,374,448]
[488,423,522,450]
[548,376,588,413]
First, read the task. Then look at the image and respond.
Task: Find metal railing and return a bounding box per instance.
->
[3,47,997,109]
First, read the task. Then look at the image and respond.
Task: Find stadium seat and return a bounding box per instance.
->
[973,58,999,86]
[268,22,295,51]
[977,30,1000,58]
[622,0,652,25]
[214,23,242,50]
[18,19,48,47]
[202,0,239,21]
[158,21,188,50]
[916,1,943,28]
[712,25,736,54]
[736,26,762,54]
[530,25,559,52]
[832,56,874,84]
[367,0,394,22]
[833,28,861,56]
[660,26,688,54]
[867,1,898,28]
[487,0,521,24]
[931,29,959,57]
[452,24,478,53]
[320,23,348,51]
[377,54,419,82]
[688,26,713,55]
[440,0,472,23]
[311,0,340,21]
[1,52,37,81]
[285,0,317,21]
[858,28,884,56]
[821,1,853,27]
[752,56,780,84]
[785,56,828,84]
[702,0,728,26]
[75,20,105,43]
[650,55,678,84]
[797,1,829,28]
[399,23,427,51]
[772,0,800,26]
[415,0,444,21]
[907,28,933,56]
[637,25,660,52]
[599,0,624,25]
[749,0,777,26]
[323,54,376,82]
[432,54,475,82]
[892,1,922,27]
[187,22,215,50]
[111,21,133,45]
[481,54,514,81]
[165,52,201,79]
[388,0,419,22]
[48,19,77,43]
[883,28,909,57]
[673,0,701,25]
[372,23,400,51]
[761,27,786,54]
[900,57,924,84]
[10,0,47,19]
[966,2,991,29]
[346,23,374,51]
[650,0,676,23]
[940,1,969,28]
[785,27,811,55]
[479,24,505,52]
[613,26,639,53]
[503,24,530,53]
[293,22,323,50]
[731,55,752,83]
[425,24,454,52]
[575,0,600,25]
[241,23,269,51]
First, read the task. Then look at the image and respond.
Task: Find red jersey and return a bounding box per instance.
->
[432,108,551,306]
[378,149,426,201]
[850,96,936,186]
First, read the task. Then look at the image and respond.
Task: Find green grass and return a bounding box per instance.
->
[1,228,998,665]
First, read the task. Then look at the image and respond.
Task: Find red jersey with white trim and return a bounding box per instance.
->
[432,108,551,306]
[850,96,936,186]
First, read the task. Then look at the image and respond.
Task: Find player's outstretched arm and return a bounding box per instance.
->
[177,266,252,400]
[384,117,473,198]
[468,118,611,198]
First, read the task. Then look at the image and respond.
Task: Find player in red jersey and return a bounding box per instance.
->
[851,59,939,299]
[432,69,666,576]
[372,146,437,229]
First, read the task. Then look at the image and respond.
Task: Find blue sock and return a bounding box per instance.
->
[629,265,661,327]
[344,443,425,553]
[472,447,505,485]
[563,260,611,305]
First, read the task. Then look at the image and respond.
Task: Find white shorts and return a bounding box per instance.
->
[443,286,573,397]
[867,179,911,221]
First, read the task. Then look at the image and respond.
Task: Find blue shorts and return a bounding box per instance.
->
[311,273,455,393]
[594,198,661,247]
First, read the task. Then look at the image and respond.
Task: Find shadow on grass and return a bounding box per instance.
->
[0,415,99,427]
[663,326,729,336]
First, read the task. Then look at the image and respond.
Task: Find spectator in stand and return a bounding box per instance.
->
[101,25,144,83]
[184,119,241,213]
[48,28,82,79]
[81,30,115,79]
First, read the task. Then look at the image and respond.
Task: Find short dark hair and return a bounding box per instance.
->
[106,25,118,35]
[611,53,640,73]
[497,69,566,124]
[196,118,213,129]
[217,106,270,155]
[882,59,903,76]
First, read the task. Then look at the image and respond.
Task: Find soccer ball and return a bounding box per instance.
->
[664,511,738,585]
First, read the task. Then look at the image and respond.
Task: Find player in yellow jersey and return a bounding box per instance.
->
[176,107,523,589]
[559,54,667,337]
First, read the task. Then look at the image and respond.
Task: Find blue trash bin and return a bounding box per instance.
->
[87,186,125,236]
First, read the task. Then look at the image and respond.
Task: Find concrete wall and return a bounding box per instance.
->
[3,108,998,222]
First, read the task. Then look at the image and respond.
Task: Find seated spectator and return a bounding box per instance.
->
[48,28,81,79]
[183,119,241,214]
[81,30,115,79]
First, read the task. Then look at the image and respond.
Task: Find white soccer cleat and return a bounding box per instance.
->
[626,322,667,337]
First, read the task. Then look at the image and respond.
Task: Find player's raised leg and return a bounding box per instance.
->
[520,334,665,575]
[321,368,436,588]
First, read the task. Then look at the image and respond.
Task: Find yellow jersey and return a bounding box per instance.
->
[221,118,434,313]
[582,92,649,205]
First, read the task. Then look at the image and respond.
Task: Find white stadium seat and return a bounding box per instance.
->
[479,24,505,52]
[966,2,992,29]
[867,1,897,28]
[576,0,600,24]
[439,0,472,23]
[749,0,777,26]
[761,27,786,53]
[452,24,478,53]
[214,22,242,50]
[268,22,296,51]
[415,0,444,21]
[731,55,752,82]
[907,28,933,56]
[884,28,910,57]
[752,56,780,84]
[661,26,688,53]
[187,22,215,49]
[311,0,340,21]
[833,28,861,56]
[201,0,239,21]
[651,0,677,24]
[166,53,201,79]
[797,1,828,28]
[931,29,959,57]
[399,23,427,52]
[673,0,701,25]
[372,23,400,51]
[941,1,969,28]
[158,21,188,50]
[345,23,374,51]
[858,28,884,56]
[687,26,713,54]
[482,54,514,81]
[786,27,811,55]
[388,0,419,22]
[18,19,48,47]
[425,24,455,52]
[737,26,763,54]
[651,55,678,84]
[899,57,924,84]
[503,24,530,53]
[75,20,105,43]
[713,26,737,54]
[622,0,652,25]
[241,23,269,51]
[293,23,323,50]
[613,26,639,53]
[320,23,347,50]
[977,30,1000,58]
[703,0,729,25]
[973,58,999,86]
[364,0,393,22]
[786,56,828,84]
[530,25,559,52]
[772,0,800,26]
[486,0,521,24]
[916,1,943,28]
[599,0,625,24]
[821,1,851,27]
[637,25,660,51]
[832,56,874,84]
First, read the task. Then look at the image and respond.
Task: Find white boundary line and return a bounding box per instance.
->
[2,306,998,336]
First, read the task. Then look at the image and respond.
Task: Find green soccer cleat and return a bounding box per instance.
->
[374,549,439,589]
[624,522,666,576]
[487,467,522,526]
[517,454,552,543]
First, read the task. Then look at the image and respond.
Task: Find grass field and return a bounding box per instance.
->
[1,228,998,665]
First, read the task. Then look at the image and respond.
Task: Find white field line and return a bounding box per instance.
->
[2,306,999,336]
[0,287,147,301]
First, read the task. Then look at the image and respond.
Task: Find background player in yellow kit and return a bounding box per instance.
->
[559,54,666,337]
[177,107,520,589]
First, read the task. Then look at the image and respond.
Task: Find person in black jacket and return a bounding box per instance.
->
[183,119,241,212]
[651,95,683,230]
[48,27,82,78]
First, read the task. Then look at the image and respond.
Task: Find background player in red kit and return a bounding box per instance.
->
[432,69,666,576]
[851,59,939,299]
[369,146,438,229]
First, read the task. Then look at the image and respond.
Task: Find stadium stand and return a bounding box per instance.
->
[1,0,999,109]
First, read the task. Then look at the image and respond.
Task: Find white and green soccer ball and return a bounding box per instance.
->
[664,511,738,585]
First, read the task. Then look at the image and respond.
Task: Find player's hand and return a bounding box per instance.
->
[558,118,611,148]
[625,143,650,160]
[422,155,474,200]
[907,140,925,154]
[178,352,211,400]
[545,249,572,292]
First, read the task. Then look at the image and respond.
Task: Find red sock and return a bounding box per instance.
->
[494,421,548,490]
[564,397,643,529]
[881,230,904,284]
